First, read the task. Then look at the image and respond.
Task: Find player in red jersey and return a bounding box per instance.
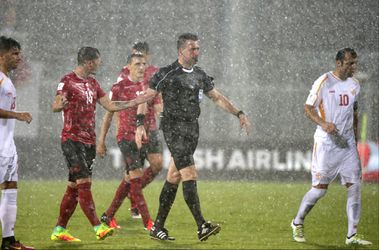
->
[112,42,163,221]
[97,53,162,231]
[50,47,131,242]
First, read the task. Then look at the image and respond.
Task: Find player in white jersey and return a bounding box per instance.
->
[290,48,372,246]
[0,36,33,250]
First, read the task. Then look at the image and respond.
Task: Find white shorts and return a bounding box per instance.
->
[0,154,18,184]
[311,138,361,186]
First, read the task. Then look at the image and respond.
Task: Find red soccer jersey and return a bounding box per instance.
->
[56,72,106,145]
[116,65,161,131]
[110,78,146,142]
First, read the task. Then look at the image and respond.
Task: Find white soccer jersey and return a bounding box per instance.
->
[0,71,17,157]
[305,71,360,143]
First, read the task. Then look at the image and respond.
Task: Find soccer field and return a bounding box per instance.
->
[11,180,379,249]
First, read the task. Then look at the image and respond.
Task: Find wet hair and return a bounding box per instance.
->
[0,36,21,53]
[177,33,198,50]
[126,53,145,65]
[132,41,149,54]
[335,48,357,61]
[77,47,100,65]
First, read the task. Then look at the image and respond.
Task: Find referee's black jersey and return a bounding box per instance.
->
[149,60,214,122]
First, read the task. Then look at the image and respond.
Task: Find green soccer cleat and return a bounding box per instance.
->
[94,223,114,240]
[291,219,306,243]
[345,234,372,245]
[50,226,81,242]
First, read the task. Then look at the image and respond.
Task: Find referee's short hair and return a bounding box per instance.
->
[0,36,21,53]
[336,48,357,61]
[77,47,100,65]
[177,33,198,50]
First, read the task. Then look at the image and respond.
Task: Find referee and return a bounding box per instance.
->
[123,33,251,241]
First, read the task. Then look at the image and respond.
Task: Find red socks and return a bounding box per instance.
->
[105,179,130,218]
[77,182,101,226]
[130,178,151,227]
[57,185,78,228]
[141,167,156,188]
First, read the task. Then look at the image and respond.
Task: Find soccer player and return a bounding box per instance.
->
[114,41,162,220]
[291,48,372,246]
[121,33,251,241]
[50,47,131,242]
[0,36,34,250]
[97,53,161,231]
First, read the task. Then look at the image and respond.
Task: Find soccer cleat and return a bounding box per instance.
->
[50,226,81,242]
[95,223,114,240]
[197,221,221,241]
[345,234,372,245]
[2,241,35,250]
[109,217,121,229]
[291,219,306,243]
[144,219,154,231]
[130,207,142,219]
[101,213,121,229]
[150,226,175,241]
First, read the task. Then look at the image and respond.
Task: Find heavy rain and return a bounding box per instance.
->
[1,0,378,249]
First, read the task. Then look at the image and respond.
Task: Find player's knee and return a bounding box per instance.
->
[149,159,163,173]
[180,167,197,181]
[167,167,181,183]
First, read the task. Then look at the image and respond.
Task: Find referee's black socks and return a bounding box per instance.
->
[155,181,178,229]
[183,180,206,228]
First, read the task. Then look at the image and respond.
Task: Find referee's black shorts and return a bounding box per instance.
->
[161,119,199,170]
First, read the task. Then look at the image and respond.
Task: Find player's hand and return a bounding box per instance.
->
[16,112,32,124]
[321,122,338,134]
[61,96,68,109]
[96,142,107,158]
[135,126,147,149]
[239,115,252,136]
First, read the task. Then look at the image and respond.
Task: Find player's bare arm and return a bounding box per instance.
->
[206,88,251,135]
[135,102,148,149]
[51,94,68,112]
[304,104,337,134]
[96,110,114,158]
[0,108,32,123]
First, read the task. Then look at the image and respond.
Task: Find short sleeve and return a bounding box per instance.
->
[94,80,106,99]
[305,74,327,107]
[203,74,215,93]
[109,84,118,101]
[56,77,67,96]
[149,70,166,92]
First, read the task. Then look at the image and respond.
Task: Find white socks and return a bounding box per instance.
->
[0,189,17,238]
[346,183,361,238]
[294,187,327,225]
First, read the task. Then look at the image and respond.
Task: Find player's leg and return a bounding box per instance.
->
[64,140,113,240]
[101,173,130,227]
[142,130,163,188]
[292,141,335,242]
[0,155,34,249]
[150,158,179,240]
[341,145,371,245]
[129,131,163,219]
[129,167,153,230]
[51,140,82,242]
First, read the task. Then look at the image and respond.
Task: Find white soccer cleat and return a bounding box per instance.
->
[291,219,306,243]
[345,234,372,245]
